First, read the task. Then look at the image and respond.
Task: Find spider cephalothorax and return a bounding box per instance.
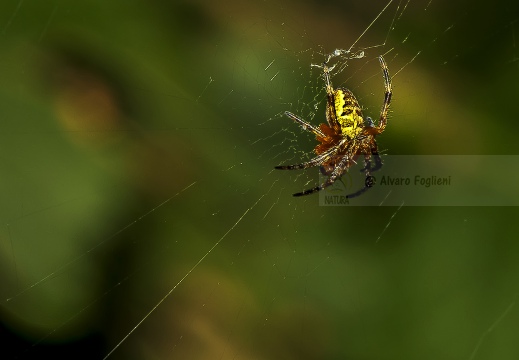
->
[276,55,392,197]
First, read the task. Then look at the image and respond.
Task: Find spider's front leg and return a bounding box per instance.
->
[372,56,392,134]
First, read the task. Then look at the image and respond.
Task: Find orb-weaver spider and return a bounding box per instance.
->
[275,54,392,197]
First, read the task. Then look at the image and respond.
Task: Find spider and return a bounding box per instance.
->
[275,55,392,197]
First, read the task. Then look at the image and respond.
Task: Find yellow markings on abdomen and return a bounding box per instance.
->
[334,88,364,138]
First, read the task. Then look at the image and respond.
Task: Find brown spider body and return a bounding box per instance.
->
[276,55,392,198]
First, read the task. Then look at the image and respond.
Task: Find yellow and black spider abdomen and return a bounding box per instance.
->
[332,87,364,138]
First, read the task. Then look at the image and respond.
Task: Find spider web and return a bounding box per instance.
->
[1,0,519,359]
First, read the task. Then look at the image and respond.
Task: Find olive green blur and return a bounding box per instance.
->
[1,1,518,359]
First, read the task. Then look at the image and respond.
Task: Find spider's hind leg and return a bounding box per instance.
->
[345,174,376,199]
[347,150,380,199]
[360,142,383,173]
[284,111,325,137]
[293,153,352,197]
[361,153,383,174]
[319,164,334,176]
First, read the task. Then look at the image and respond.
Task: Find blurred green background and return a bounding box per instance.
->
[1,0,519,359]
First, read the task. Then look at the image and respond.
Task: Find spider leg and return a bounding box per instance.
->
[344,174,376,199]
[322,64,342,131]
[360,141,382,173]
[365,153,383,173]
[284,111,325,138]
[293,151,353,197]
[275,143,343,170]
[293,150,379,198]
[372,56,392,134]
[345,153,379,198]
